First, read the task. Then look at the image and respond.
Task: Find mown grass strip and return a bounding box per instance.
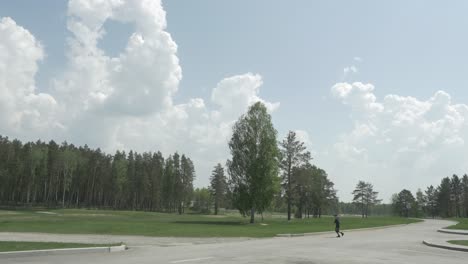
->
[447,240,468,247]
[0,209,420,238]
[446,218,468,230]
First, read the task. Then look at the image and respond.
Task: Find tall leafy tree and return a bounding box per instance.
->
[192,188,212,214]
[162,155,174,212]
[451,174,462,217]
[351,181,381,218]
[352,181,367,218]
[462,174,468,218]
[363,182,380,217]
[227,102,280,223]
[279,131,311,221]
[309,165,336,218]
[210,163,227,215]
[415,189,426,218]
[437,177,452,217]
[393,189,416,217]
[60,144,78,207]
[352,181,380,218]
[424,185,438,218]
[180,155,195,213]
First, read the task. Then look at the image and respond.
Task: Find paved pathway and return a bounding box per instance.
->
[0,232,252,247]
[3,219,468,264]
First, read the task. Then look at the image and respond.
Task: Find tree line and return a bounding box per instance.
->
[392,174,468,218]
[0,136,194,213]
[0,102,339,222]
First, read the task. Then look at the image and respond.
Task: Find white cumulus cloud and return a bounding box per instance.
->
[328,82,468,201]
[0,17,59,137]
[0,1,279,188]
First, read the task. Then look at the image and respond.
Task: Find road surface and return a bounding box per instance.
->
[3,219,467,264]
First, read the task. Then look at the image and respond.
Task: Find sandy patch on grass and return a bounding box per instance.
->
[65,214,116,217]
[36,211,59,215]
[203,215,228,218]
[0,211,21,215]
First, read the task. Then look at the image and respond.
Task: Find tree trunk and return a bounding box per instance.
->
[76,190,79,207]
[62,172,66,207]
[287,163,291,221]
[26,185,31,204]
[250,208,255,224]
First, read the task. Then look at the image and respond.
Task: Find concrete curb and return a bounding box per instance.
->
[0,244,127,258]
[423,240,468,253]
[276,223,413,238]
[438,229,468,235]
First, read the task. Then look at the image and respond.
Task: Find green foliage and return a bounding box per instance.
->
[227,102,280,223]
[192,188,212,214]
[424,185,438,218]
[292,164,337,218]
[339,202,393,216]
[392,173,468,219]
[0,135,194,213]
[279,130,312,220]
[210,163,227,215]
[392,189,416,217]
[438,177,452,218]
[352,181,381,218]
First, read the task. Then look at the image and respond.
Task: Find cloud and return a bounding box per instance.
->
[0,17,59,137]
[331,82,383,114]
[0,1,279,188]
[211,73,280,121]
[294,130,312,147]
[343,57,362,78]
[328,82,468,201]
[58,0,181,117]
[343,66,358,75]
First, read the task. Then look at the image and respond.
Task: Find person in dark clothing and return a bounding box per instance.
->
[334,215,344,237]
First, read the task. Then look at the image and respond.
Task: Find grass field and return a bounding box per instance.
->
[0,241,120,252]
[447,218,468,230]
[447,240,468,247]
[0,209,420,238]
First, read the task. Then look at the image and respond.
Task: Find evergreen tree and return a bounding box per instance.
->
[210,163,227,215]
[424,185,438,218]
[279,131,311,221]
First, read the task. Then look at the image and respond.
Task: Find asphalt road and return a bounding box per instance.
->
[3,219,467,264]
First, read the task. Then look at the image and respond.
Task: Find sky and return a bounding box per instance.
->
[1,0,468,202]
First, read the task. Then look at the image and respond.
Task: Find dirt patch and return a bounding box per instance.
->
[36,211,59,215]
[203,215,228,218]
[0,211,21,215]
[65,214,116,217]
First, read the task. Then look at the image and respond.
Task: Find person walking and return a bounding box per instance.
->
[334,214,344,238]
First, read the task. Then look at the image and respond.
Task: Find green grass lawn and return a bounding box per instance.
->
[447,218,468,230]
[0,209,420,238]
[0,241,120,252]
[447,240,468,247]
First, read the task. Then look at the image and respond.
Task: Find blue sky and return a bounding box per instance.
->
[1,0,468,201]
